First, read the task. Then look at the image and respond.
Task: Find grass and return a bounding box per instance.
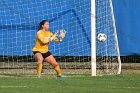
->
[0,74,140,93]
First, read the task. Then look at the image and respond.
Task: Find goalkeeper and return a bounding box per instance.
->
[32,20,66,78]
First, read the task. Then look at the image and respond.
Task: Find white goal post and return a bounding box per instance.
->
[91,0,96,76]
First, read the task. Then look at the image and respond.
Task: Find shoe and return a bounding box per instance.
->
[36,76,41,79]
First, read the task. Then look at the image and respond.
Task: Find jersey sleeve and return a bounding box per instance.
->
[37,31,50,44]
[50,32,53,37]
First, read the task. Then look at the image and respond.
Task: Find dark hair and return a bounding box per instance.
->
[38,20,48,31]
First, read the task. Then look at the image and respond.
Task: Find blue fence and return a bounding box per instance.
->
[113,0,140,56]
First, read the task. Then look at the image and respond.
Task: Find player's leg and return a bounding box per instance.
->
[41,62,45,74]
[33,52,44,77]
[44,55,62,77]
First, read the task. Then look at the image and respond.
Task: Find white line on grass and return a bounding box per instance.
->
[0,86,28,88]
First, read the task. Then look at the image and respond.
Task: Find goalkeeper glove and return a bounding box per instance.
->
[59,29,66,41]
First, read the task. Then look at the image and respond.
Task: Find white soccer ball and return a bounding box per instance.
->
[97,33,107,42]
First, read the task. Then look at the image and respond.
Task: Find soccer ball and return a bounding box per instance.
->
[97,33,107,42]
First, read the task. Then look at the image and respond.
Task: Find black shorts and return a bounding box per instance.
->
[32,51,52,59]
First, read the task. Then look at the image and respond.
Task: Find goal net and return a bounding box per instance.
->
[94,0,121,75]
[0,0,121,77]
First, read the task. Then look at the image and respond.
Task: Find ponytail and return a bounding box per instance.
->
[38,20,48,31]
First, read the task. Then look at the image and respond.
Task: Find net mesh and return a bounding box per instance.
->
[96,0,121,75]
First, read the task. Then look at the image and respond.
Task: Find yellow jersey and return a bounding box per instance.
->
[32,30,53,53]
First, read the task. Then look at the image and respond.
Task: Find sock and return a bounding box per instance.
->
[54,65,62,76]
[37,62,42,76]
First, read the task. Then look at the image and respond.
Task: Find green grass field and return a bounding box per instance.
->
[0,74,140,93]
